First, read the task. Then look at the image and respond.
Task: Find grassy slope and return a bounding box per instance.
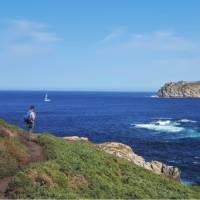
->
[0,139,30,178]
[4,132,199,199]
[0,120,31,179]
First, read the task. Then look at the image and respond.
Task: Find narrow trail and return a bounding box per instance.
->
[0,177,12,197]
[0,137,45,199]
[23,140,45,162]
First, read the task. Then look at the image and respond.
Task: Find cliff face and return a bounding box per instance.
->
[157,81,200,98]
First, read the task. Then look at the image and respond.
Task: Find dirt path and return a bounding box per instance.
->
[0,139,45,199]
[0,177,12,194]
[23,140,45,162]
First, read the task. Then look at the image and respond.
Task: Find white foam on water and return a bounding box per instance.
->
[152,117,172,121]
[150,95,158,98]
[134,120,184,133]
[155,120,180,126]
[133,119,200,138]
[178,119,197,123]
[155,120,171,125]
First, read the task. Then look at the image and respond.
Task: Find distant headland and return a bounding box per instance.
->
[157,81,200,98]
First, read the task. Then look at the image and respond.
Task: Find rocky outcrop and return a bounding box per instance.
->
[62,136,88,141]
[97,142,181,180]
[157,81,200,98]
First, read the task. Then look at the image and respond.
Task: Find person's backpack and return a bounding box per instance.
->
[24,111,32,124]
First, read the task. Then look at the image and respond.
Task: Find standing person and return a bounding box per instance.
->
[24,105,36,140]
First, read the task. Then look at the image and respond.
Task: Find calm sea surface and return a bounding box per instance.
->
[0,91,199,184]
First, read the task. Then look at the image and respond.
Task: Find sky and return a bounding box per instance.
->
[0,0,200,91]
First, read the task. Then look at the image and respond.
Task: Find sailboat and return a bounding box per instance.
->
[44,93,51,102]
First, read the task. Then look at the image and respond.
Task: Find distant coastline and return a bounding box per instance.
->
[157,81,200,98]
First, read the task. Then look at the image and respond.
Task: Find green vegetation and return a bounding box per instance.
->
[0,138,30,179]
[6,135,200,199]
[0,119,23,133]
[0,120,200,199]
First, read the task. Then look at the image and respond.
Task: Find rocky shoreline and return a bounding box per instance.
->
[157,81,200,98]
[63,136,181,180]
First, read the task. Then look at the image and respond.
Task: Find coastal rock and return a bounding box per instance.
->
[157,81,200,98]
[97,142,135,161]
[62,136,88,141]
[97,142,180,180]
[148,161,180,179]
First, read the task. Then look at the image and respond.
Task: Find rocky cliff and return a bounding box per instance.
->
[157,81,200,98]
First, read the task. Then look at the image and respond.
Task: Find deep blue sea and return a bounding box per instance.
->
[0,91,199,185]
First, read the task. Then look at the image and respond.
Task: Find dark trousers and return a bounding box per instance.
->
[25,123,34,140]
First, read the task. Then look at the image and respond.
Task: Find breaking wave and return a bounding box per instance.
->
[133,119,200,138]
[134,120,184,133]
[150,95,158,98]
[178,119,197,123]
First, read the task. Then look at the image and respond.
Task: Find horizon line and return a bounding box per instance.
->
[0,89,156,93]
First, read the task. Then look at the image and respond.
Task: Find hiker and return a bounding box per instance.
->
[24,105,36,140]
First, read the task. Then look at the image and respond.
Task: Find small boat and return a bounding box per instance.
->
[44,93,51,102]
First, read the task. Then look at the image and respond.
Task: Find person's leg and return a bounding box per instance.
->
[25,123,29,135]
[28,123,34,141]
[28,130,31,141]
[25,123,32,141]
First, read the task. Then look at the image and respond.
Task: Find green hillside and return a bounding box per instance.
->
[0,120,199,199]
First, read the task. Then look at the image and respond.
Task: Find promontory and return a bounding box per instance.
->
[157,81,200,98]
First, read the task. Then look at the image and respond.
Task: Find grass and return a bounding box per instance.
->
[0,138,30,178]
[5,133,200,199]
[0,119,23,133]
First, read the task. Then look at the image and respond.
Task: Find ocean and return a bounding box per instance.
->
[0,91,199,185]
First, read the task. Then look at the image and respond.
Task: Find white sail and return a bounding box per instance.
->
[44,93,51,102]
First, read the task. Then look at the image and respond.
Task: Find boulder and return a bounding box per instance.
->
[97,142,134,161]
[62,136,88,141]
[161,164,180,180]
[150,161,163,174]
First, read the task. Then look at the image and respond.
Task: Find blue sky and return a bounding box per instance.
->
[0,0,200,91]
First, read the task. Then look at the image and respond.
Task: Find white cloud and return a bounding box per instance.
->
[99,30,200,53]
[11,19,46,32]
[0,19,61,57]
[92,29,200,84]
[130,31,199,52]
[9,19,60,43]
